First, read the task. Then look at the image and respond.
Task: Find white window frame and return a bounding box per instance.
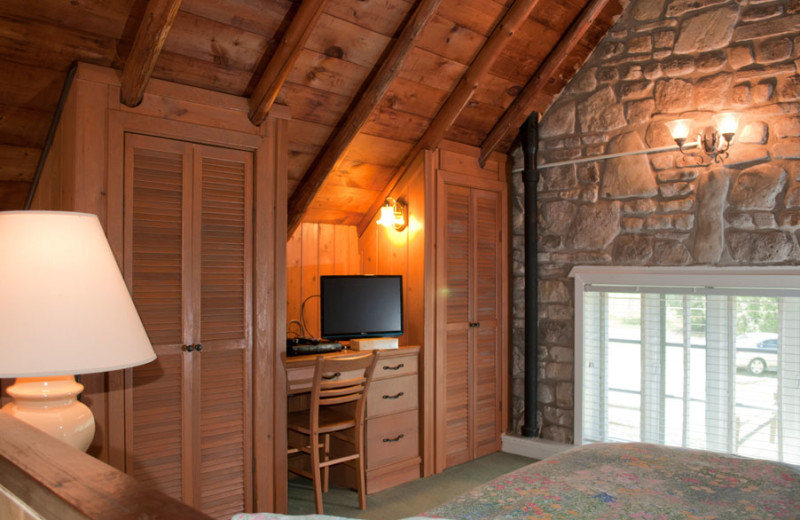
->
[571,266,800,452]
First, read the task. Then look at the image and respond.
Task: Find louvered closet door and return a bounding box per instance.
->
[124,134,192,502]
[441,183,472,468]
[438,177,503,470]
[123,134,253,520]
[472,188,502,458]
[193,144,253,519]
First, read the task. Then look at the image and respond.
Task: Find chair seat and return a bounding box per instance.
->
[287,408,357,435]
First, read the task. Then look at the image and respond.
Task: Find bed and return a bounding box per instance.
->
[422,443,800,520]
[233,442,800,520]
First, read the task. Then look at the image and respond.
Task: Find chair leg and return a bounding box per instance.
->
[310,433,324,514]
[356,433,367,510]
[322,433,330,493]
[356,455,367,509]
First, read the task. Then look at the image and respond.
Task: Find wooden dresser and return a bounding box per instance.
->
[284,346,421,493]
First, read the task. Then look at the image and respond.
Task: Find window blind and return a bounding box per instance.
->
[576,271,800,466]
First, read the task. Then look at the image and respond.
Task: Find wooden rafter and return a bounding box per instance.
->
[248,0,329,125]
[119,0,183,107]
[356,0,542,234]
[287,0,443,236]
[479,0,614,165]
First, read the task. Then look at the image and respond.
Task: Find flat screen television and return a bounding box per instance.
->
[320,275,404,340]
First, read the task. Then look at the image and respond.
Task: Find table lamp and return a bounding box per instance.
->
[0,211,155,451]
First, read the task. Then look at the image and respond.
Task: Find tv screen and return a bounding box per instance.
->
[320,275,404,340]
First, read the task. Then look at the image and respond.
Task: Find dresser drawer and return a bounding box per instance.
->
[367,375,418,418]
[366,409,419,470]
[373,352,418,380]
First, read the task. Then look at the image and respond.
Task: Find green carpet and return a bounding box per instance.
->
[287,451,535,519]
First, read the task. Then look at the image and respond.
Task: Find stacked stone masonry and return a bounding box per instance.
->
[510,0,800,443]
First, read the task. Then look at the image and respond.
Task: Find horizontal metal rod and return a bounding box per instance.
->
[524,140,701,171]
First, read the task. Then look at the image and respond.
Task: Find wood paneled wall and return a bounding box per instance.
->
[358,153,430,349]
[286,223,360,339]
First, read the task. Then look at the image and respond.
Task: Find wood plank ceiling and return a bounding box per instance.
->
[0,0,623,234]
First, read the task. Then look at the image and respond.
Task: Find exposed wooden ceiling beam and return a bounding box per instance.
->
[356,0,543,235]
[248,0,328,125]
[479,0,614,165]
[119,0,183,107]
[287,0,443,236]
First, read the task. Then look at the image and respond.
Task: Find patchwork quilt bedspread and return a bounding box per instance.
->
[422,443,800,520]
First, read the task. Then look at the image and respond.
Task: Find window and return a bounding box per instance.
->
[572,267,800,466]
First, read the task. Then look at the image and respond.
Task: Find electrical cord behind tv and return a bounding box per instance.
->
[299,294,319,340]
[286,319,304,339]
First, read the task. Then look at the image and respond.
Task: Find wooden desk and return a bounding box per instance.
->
[283,346,421,493]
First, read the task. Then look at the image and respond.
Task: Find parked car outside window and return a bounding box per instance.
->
[736,334,778,376]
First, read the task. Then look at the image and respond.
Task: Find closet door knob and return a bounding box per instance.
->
[184,345,194,352]
[195,343,202,352]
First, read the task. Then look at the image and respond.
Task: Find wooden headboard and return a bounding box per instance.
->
[0,412,213,520]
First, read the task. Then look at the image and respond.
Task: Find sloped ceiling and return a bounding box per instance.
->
[0,0,623,233]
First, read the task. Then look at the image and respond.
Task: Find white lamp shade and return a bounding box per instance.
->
[0,211,155,377]
[665,119,692,141]
[713,112,741,135]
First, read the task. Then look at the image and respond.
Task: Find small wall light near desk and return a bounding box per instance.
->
[0,211,155,451]
[377,197,407,231]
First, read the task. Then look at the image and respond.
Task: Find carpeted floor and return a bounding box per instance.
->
[287,451,535,519]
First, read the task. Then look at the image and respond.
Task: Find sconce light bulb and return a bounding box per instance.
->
[377,204,397,228]
[665,119,692,143]
[376,197,407,231]
[713,112,740,137]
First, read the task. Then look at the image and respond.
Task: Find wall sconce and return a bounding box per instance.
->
[665,112,741,163]
[377,197,407,231]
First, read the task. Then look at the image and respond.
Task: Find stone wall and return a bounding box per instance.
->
[509,0,800,442]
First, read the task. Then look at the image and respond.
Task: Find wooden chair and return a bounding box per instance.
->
[286,352,378,514]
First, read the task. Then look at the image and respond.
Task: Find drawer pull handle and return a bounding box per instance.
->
[383,392,405,400]
[322,372,341,380]
[383,434,405,443]
[383,363,405,371]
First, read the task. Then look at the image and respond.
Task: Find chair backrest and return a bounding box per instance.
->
[310,352,378,428]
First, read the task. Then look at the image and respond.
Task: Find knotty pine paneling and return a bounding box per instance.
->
[397,47,468,94]
[416,14,486,65]
[360,105,430,144]
[436,0,507,36]
[0,105,51,149]
[286,223,360,339]
[287,50,371,96]
[153,52,253,96]
[0,145,39,182]
[382,78,449,119]
[358,153,428,348]
[0,17,118,72]
[1,0,131,38]
[344,133,413,166]
[327,162,397,192]
[307,14,392,69]
[164,11,268,73]
[324,0,414,37]
[180,0,290,37]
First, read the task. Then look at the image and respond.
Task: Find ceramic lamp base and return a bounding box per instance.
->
[2,375,95,451]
